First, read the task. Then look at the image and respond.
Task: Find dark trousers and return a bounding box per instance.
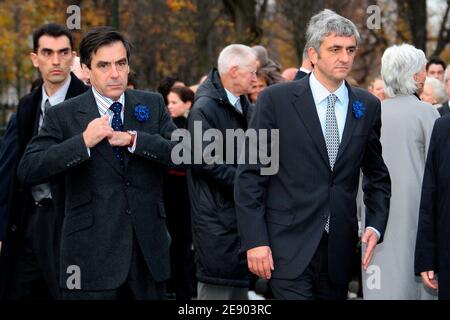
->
[62,237,166,300]
[7,203,60,300]
[270,232,348,300]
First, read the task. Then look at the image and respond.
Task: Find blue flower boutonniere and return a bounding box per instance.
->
[352,100,365,119]
[134,104,150,122]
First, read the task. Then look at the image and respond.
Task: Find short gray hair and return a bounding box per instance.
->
[305,9,361,54]
[381,44,427,97]
[217,44,257,75]
[425,76,448,104]
[302,45,308,61]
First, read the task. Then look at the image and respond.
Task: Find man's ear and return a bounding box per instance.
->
[30,52,39,68]
[229,65,239,78]
[308,47,318,65]
[81,63,91,77]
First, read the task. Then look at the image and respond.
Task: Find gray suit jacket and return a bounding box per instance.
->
[17,89,177,291]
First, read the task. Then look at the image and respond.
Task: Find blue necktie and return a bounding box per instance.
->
[110,102,124,166]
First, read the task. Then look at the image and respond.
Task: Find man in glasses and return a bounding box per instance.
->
[187,44,258,299]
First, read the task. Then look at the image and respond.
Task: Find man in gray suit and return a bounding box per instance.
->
[18,27,176,300]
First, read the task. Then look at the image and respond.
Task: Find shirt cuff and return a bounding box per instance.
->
[86,147,90,157]
[365,226,380,240]
[127,130,137,153]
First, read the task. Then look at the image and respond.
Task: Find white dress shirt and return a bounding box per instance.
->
[90,86,136,153]
[309,71,380,239]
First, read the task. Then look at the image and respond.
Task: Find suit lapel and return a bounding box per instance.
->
[75,90,124,176]
[335,83,358,164]
[291,78,331,169]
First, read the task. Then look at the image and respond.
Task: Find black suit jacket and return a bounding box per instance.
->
[235,75,391,285]
[17,88,177,291]
[0,114,18,240]
[0,74,88,298]
[293,70,308,81]
[437,101,449,116]
[415,114,450,298]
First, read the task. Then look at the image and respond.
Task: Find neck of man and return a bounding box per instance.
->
[301,61,313,72]
[43,76,69,97]
[313,69,343,93]
[221,76,242,97]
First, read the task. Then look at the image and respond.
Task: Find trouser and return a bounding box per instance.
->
[197,282,248,300]
[7,201,60,299]
[270,232,348,300]
[62,236,166,300]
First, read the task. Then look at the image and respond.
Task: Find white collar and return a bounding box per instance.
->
[309,71,347,105]
[41,75,71,107]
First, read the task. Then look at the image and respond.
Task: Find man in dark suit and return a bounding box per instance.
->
[0,24,88,299]
[415,114,450,300]
[18,27,176,300]
[235,9,391,300]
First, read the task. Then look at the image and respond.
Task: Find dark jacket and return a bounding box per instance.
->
[17,89,176,291]
[437,101,449,116]
[186,68,252,287]
[0,73,88,298]
[0,114,18,240]
[235,75,391,286]
[415,114,450,299]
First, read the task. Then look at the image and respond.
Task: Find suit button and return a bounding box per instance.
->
[11,225,17,232]
[125,181,131,187]
[126,209,131,215]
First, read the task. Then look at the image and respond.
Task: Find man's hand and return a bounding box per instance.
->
[82,115,113,148]
[361,228,379,271]
[247,246,274,280]
[421,271,439,290]
[108,132,132,147]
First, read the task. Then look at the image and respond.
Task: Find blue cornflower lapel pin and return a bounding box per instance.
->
[134,104,150,122]
[352,100,365,119]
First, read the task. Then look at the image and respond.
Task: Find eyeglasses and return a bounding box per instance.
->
[95,60,129,73]
[242,68,257,77]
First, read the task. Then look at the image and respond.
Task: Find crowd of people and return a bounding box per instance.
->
[0,8,450,301]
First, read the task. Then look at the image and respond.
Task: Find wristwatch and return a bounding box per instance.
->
[127,131,136,148]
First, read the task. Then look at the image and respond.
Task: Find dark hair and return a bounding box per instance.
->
[128,69,138,89]
[79,26,132,69]
[30,78,43,92]
[426,56,446,72]
[157,76,183,105]
[33,23,74,53]
[169,86,194,104]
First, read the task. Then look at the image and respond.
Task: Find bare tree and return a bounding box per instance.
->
[432,0,450,56]
[222,0,268,44]
[396,0,427,51]
[277,0,324,64]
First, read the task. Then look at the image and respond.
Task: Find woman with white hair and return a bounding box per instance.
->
[420,76,448,107]
[362,44,439,300]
